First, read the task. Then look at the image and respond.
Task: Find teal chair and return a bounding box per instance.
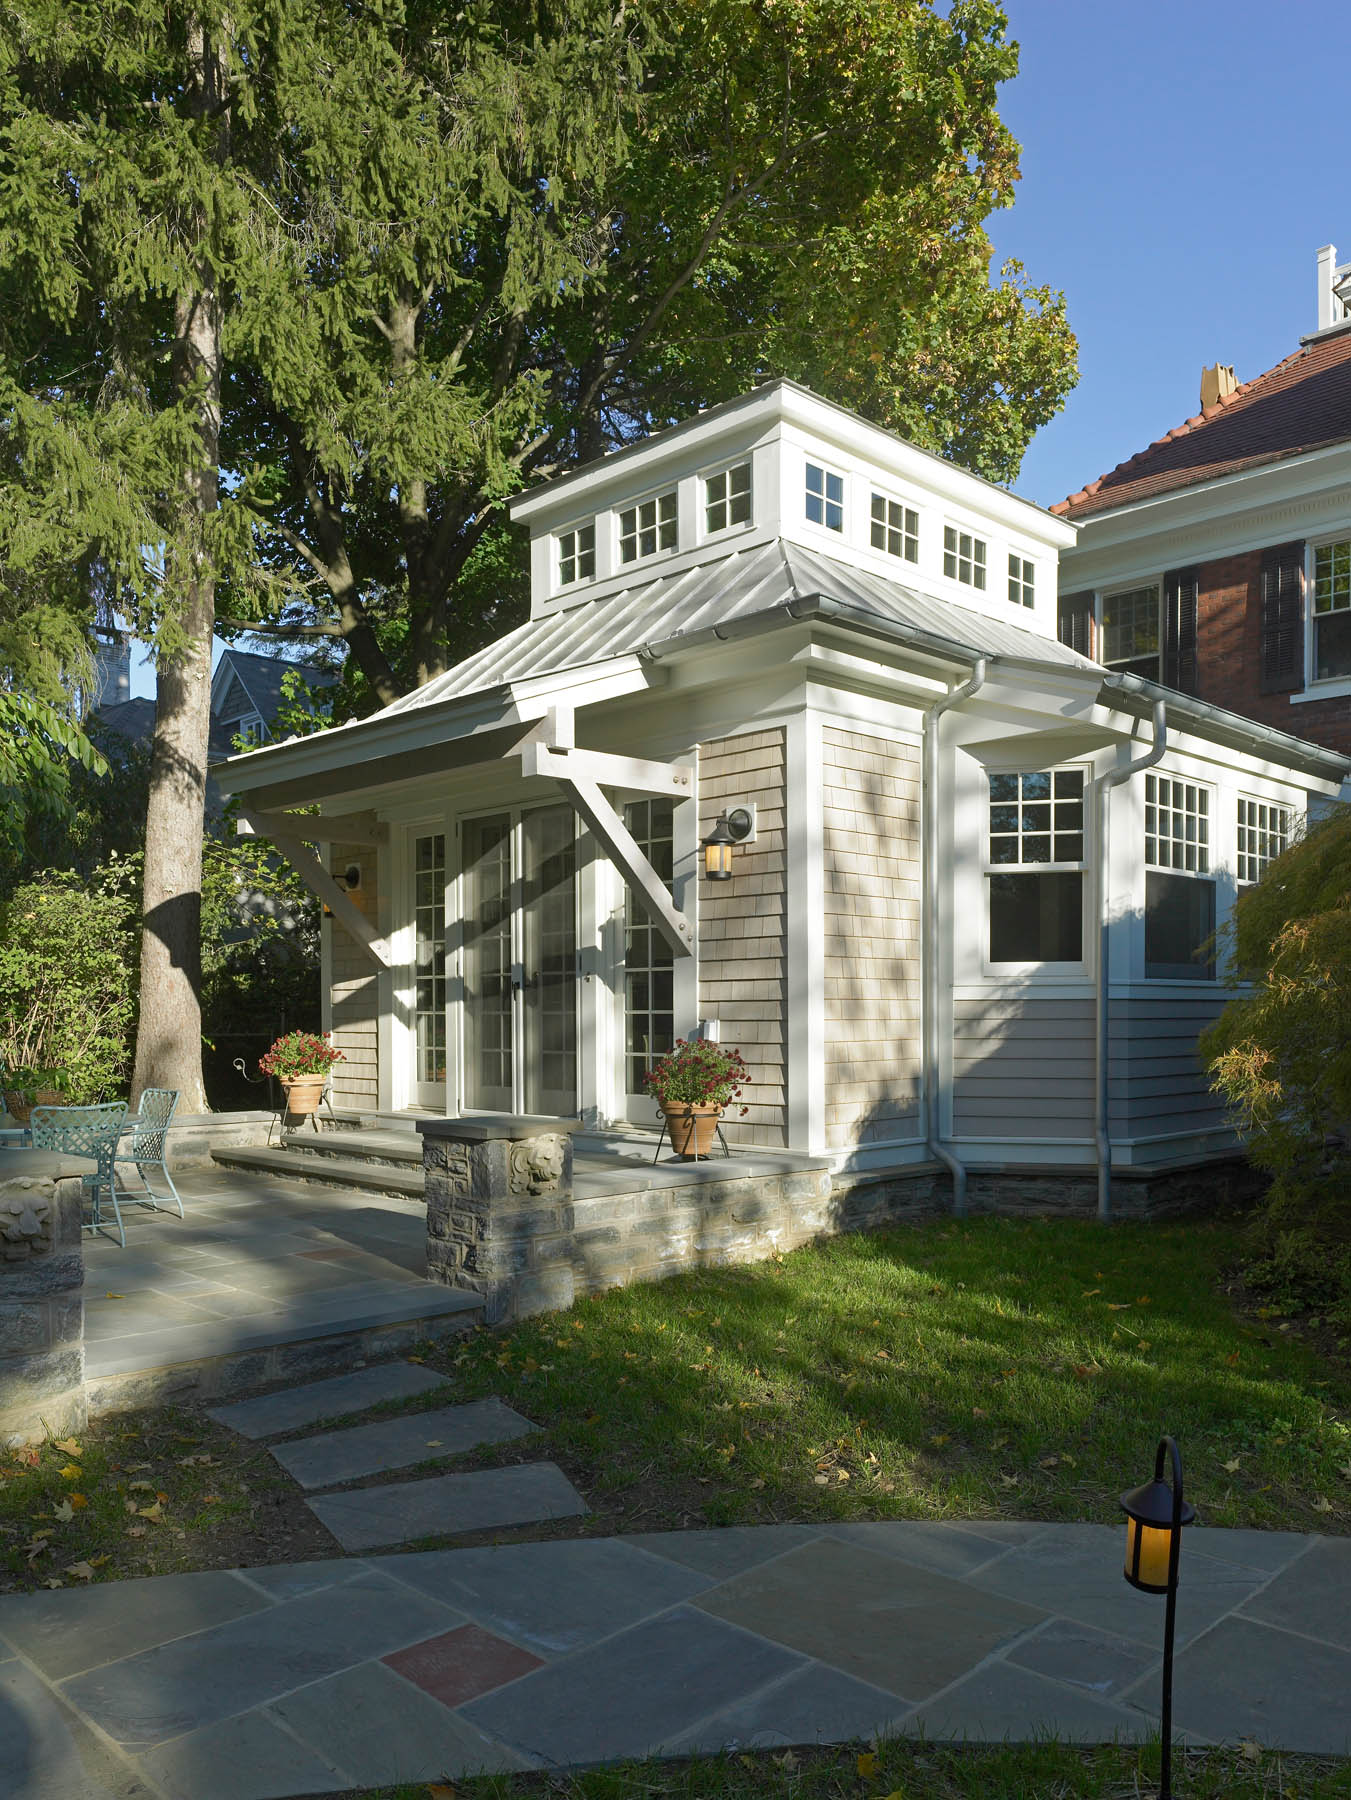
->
[30,1103,130,1245]
[116,1088,184,1219]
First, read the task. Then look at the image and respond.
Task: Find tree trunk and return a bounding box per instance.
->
[131,19,226,1111]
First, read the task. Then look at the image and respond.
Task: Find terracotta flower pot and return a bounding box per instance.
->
[281,1076,325,1117]
[662,1103,722,1157]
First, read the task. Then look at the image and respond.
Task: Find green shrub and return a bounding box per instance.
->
[1201,807,1351,1326]
[0,866,137,1102]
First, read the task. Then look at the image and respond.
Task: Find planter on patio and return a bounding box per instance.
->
[280,1077,325,1118]
[660,1103,722,1158]
[645,1039,750,1159]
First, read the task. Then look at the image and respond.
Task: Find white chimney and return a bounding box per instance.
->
[1316,242,1351,332]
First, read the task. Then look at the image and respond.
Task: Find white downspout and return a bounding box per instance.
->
[1095,700,1167,1223]
[923,658,987,1218]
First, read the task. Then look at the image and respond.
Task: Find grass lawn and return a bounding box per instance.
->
[416,1213,1351,1538]
[323,1741,1351,1800]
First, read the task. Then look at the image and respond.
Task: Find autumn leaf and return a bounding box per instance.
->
[1239,1739,1263,1761]
[58,1464,82,1481]
[426,1786,456,1800]
[52,1500,74,1523]
[1227,1350,1241,1366]
[68,1493,88,1510]
[1312,1497,1333,1513]
[857,1751,878,1779]
[929,1434,950,1449]
[136,1501,165,1522]
[65,1561,97,1582]
[51,1438,82,1457]
[1223,1458,1241,1474]
[104,1292,124,1299]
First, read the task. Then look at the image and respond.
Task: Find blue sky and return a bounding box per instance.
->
[991,0,1350,508]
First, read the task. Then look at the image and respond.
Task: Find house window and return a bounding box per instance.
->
[870,494,918,562]
[987,769,1085,964]
[1102,585,1160,678]
[619,490,678,565]
[705,462,752,534]
[944,526,986,590]
[805,462,844,532]
[1008,556,1035,609]
[1236,798,1293,886]
[557,522,595,586]
[226,714,264,747]
[623,798,676,1095]
[1312,539,1351,678]
[1144,773,1214,980]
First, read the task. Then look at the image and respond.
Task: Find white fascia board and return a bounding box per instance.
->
[1059,438,1351,588]
[1089,697,1342,796]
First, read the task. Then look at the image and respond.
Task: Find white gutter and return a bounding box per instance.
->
[922,657,987,1217]
[1095,699,1167,1223]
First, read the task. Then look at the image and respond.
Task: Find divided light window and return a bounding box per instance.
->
[871,494,918,562]
[944,526,986,590]
[1144,773,1215,980]
[805,462,844,532]
[987,769,1084,965]
[705,462,752,534]
[623,798,676,1097]
[1312,539,1351,679]
[1008,555,1035,609]
[557,522,596,587]
[1102,585,1160,678]
[1236,798,1293,886]
[619,491,677,565]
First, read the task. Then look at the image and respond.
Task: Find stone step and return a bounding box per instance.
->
[210,1143,425,1200]
[280,1128,423,1168]
[207,1359,451,1440]
[270,1398,540,1491]
[306,1461,588,1552]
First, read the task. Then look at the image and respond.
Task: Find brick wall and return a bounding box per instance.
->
[821,726,922,1149]
[1196,548,1351,753]
[697,729,787,1148]
[328,843,380,1113]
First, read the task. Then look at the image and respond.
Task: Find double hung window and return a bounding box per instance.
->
[1008,556,1035,609]
[1312,539,1351,679]
[557,522,595,587]
[805,463,844,532]
[1144,774,1215,979]
[944,527,986,590]
[619,491,677,565]
[1102,585,1160,678]
[986,769,1085,964]
[871,494,918,562]
[705,462,752,535]
[1236,798,1293,886]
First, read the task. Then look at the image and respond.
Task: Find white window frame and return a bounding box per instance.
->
[556,520,596,589]
[944,524,987,591]
[1100,582,1162,679]
[804,459,846,534]
[1236,795,1294,887]
[870,489,919,564]
[1007,554,1035,610]
[618,487,679,568]
[702,460,753,539]
[982,763,1090,976]
[225,713,265,746]
[1143,771,1216,982]
[1306,532,1351,689]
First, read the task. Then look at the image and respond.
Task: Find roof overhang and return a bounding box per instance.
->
[1100,671,1351,787]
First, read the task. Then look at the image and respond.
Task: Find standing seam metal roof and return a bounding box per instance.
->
[381,541,1093,715]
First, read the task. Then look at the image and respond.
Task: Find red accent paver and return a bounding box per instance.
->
[383,1624,543,1708]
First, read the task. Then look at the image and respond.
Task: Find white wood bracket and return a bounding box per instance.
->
[238,807,389,848]
[238,808,394,971]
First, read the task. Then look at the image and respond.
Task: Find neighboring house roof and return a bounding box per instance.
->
[1054,324,1351,520]
[215,647,339,721]
[90,696,157,747]
[381,540,1093,718]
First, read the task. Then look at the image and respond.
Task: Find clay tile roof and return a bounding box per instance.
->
[1053,327,1351,520]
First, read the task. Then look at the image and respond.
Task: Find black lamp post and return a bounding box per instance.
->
[1121,1436,1195,1799]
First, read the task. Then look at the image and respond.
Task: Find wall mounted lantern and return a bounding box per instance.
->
[700,805,755,881]
[1121,1435,1194,1799]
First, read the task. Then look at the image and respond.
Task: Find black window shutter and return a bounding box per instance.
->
[1057,590,1094,657]
[1163,567,1199,694]
[1260,541,1304,693]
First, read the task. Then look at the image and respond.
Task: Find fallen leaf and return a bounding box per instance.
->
[52,1500,74,1524]
[1227,1350,1241,1366]
[971,1406,988,1419]
[426,1786,456,1800]
[929,1434,950,1449]
[406,1354,426,1364]
[68,1494,88,1510]
[104,1292,124,1299]
[128,1480,156,1492]
[51,1438,82,1457]
[1081,1288,1100,1298]
[1223,1458,1241,1474]
[1312,1497,1333,1513]
[1106,1303,1131,1312]
[125,1526,146,1538]
[1038,1456,1060,1470]
[856,1751,878,1779]
[136,1502,165,1522]
[1239,1739,1263,1761]
[58,1464,82,1481]
[44,1578,63,1589]
[425,1440,443,1448]
[1136,1340,1152,1352]
[813,1473,829,1486]
[64,1562,96,1582]
[749,1476,766,1489]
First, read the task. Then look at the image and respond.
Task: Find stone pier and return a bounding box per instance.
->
[0,1150,92,1446]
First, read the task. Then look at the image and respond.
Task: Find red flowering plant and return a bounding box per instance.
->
[258,1032,346,1081]
[644,1039,750,1114]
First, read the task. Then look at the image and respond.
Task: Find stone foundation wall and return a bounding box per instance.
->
[0,1154,88,1446]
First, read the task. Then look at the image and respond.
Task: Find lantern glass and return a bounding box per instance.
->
[704,839,733,880]
[1124,1516,1174,1593]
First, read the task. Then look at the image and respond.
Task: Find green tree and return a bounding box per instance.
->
[230,0,1077,697]
[1201,808,1351,1322]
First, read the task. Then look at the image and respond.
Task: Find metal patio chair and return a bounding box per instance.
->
[30,1102,130,1246]
[115,1087,184,1219]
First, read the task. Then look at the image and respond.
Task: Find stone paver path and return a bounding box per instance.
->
[0,1522,1347,1798]
[270,1399,540,1491]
